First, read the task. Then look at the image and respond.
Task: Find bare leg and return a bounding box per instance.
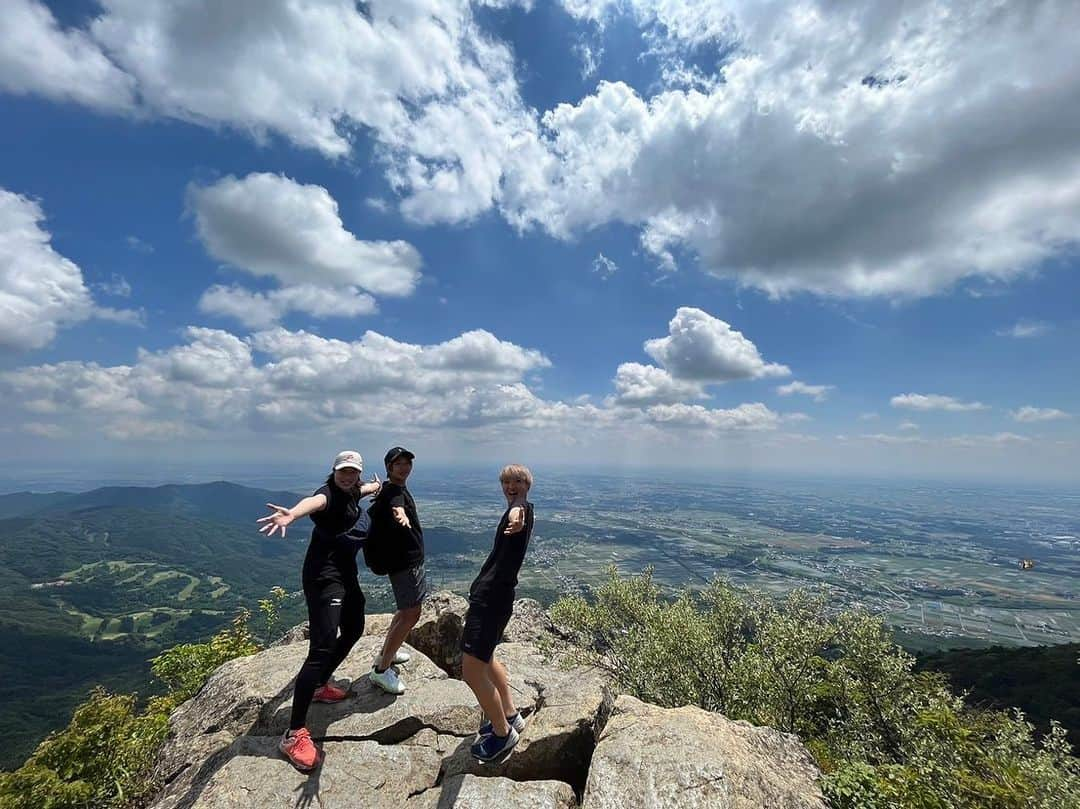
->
[378,605,420,671]
[462,653,509,737]
[489,655,517,718]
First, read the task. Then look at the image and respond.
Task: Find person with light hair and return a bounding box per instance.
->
[258,450,381,771]
[460,464,535,762]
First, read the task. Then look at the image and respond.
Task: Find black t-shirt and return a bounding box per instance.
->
[366,482,424,573]
[468,501,533,609]
[303,482,362,586]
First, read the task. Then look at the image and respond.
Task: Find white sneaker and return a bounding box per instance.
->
[373,649,411,666]
[369,665,405,695]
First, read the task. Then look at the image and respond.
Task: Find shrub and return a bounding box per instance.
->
[551,567,1080,809]
[0,607,262,809]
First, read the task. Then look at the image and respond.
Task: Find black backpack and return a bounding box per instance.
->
[362,492,390,575]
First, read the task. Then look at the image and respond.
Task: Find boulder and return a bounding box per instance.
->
[501,598,558,646]
[581,695,828,809]
[407,590,470,676]
[406,774,576,808]
[159,735,443,809]
[439,642,611,791]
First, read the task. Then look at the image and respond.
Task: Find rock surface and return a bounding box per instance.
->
[582,695,829,809]
[149,591,827,809]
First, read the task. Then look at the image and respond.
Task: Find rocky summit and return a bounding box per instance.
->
[148,592,827,808]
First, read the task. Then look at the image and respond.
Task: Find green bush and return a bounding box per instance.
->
[550,567,1080,809]
[149,608,259,712]
[0,607,262,809]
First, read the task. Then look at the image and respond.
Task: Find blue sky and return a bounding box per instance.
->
[1,0,1078,484]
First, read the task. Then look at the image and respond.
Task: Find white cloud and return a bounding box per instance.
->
[645,402,781,431]
[858,412,879,421]
[898,421,919,432]
[11,2,1079,301]
[125,236,154,254]
[0,0,135,110]
[996,320,1052,339]
[643,307,789,382]
[188,173,421,297]
[891,393,989,413]
[944,433,1031,448]
[1011,406,1070,423]
[610,362,705,406]
[199,284,377,330]
[95,273,133,297]
[502,1,1080,298]
[0,188,95,351]
[23,421,66,439]
[592,252,618,279]
[776,380,833,402]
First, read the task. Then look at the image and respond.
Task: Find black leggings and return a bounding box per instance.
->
[289,582,366,730]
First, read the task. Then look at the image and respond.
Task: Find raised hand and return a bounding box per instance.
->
[258,503,295,538]
[392,505,411,528]
[504,505,525,534]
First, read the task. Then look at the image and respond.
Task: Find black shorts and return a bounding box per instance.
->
[461,603,512,663]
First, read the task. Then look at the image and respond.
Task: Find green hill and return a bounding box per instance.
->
[917,642,1080,747]
[0,483,312,769]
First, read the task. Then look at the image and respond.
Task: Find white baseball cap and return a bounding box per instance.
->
[332,450,363,471]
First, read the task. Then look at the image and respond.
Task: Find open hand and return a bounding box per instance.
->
[257,503,294,538]
[392,505,411,528]
[504,506,525,534]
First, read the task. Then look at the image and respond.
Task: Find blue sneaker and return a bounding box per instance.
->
[478,712,525,738]
[470,726,519,763]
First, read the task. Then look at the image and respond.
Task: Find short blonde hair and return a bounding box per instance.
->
[499,464,533,488]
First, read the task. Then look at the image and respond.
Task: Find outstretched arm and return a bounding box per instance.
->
[504,503,527,534]
[257,493,328,538]
[359,473,381,499]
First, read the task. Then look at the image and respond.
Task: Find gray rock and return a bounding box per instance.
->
[407,590,470,676]
[582,695,827,809]
[407,774,577,809]
[253,636,480,741]
[440,642,611,791]
[501,598,558,645]
[269,621,309,647]
[153,642,308,796]
[161,735,443,809]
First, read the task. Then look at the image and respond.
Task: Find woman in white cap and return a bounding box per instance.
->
[258,450,381,771]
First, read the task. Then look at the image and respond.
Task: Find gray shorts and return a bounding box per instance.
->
[389,563,428,610]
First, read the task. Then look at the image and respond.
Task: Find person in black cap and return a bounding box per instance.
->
[366,446,427,694]
[258,450,381,771]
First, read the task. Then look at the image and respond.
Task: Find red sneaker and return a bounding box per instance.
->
[279,727,322,771]
[312,682,349,703]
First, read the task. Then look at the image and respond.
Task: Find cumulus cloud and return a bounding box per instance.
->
[776,381,833,402]
[1011,406,1070,423]
[10,1,1080,301]
[644,307,789,382]
[89,0,541,223]
[1,189,94,351]
[610,362,705,406]
[188,173,420,297]
[2,320,798,446]
[199,284,377,330]
[996,320,1052,339]
[645,402,781,431]
[503,1,1080,298]
[890,394,989,413]
[0,0,135,110]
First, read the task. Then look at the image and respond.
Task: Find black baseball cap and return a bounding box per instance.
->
[384,446,415,467]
